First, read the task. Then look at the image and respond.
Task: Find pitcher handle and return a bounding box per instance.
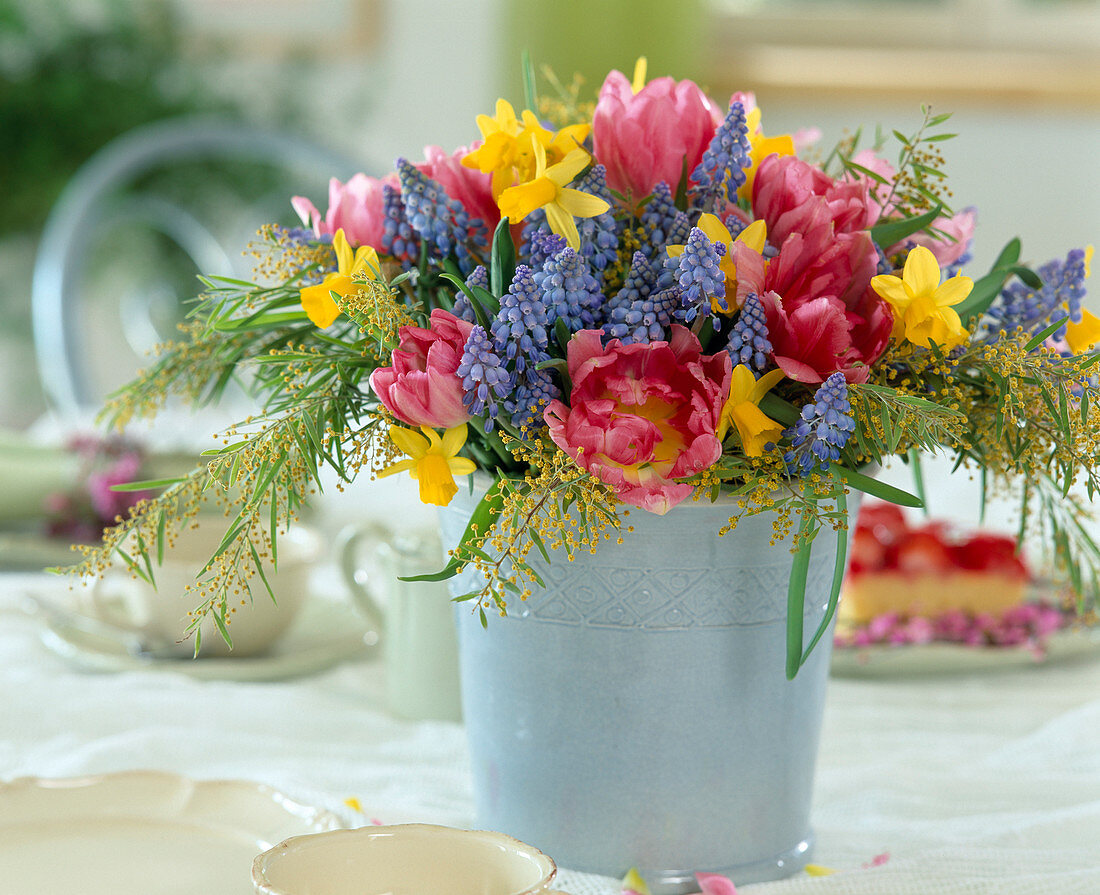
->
[335,522,394,633]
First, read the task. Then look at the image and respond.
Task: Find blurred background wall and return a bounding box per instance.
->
[0,0,1096,524]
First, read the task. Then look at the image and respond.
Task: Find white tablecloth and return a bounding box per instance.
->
[2,571,1099,895]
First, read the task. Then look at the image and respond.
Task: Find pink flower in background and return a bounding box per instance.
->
[369,310,474,429]
[544,327,731,515]
[895,207,977,270]
[592,69,722,202]
[292,173,392,250]
[415,144,500,229]
[696,872,739,895]
[761,291,892,384]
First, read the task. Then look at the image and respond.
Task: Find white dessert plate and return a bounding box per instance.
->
[831,625,1100,677]
[0,770,342,895]
[38,594,376,681]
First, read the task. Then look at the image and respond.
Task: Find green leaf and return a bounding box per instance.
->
[907,448,927,514]
[845,161,890,185]
[800,488,848,667]
[759,393,800,426]
[674,154,690,211]
[785,506,816,680]
[400,478,506,582]
[211,609,234,649]
[528,527,551,564]
[832,465,923,507]
[521,49,538,111]
[1008,265,1043,289]
[1025,317,1069,351]
[957,268,1013,322]
[554,317,572,354]
[489,218,516,297]
[109,477,187,492]
[923,133,958,142]
[868,204,942,249]
[991,237,1022,271]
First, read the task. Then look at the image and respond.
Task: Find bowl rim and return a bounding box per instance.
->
[251,822,559,895]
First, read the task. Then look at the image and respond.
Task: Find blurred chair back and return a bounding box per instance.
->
[31,116,364,417]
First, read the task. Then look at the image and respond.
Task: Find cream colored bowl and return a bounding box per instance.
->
[252,823,569,895]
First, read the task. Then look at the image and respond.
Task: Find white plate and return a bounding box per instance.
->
[0,770,343,895]
[38,594,376,682]
[831,625,1100,677]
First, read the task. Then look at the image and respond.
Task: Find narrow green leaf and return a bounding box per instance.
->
[979,466,988,525]
[109,477,187,492]
[1008,265,1043,289]
[529,528,552,564]
[923,133,958,142]
[555,317,572,354]
[400,478,507,582]
[800,488,848,667]
[868,204,942,249]
[211,609,234,649]
[759,393,800,426]
[156,510,167,567]
[907,448,927,514]
[521,49,538,111]
[249,541,276,604]
[845,161,890,185]
[674,154,690,211]
[991,237,1022,271]
[785,507,815,681]
[489,218,516,297]
[833,465,923,507]
[1026,317,1069,352]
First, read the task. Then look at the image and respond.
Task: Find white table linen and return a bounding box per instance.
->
[2,572,1099,895]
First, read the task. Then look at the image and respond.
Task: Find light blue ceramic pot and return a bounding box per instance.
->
[439,486,855,894]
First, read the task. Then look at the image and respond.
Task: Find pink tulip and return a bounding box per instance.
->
[592,69,722,203]
[761,290,892,384]
[292,173,396,250]
[369,310,474,428]
[544,327,731,515]
[414,144,500,229]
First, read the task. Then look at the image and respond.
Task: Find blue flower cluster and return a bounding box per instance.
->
[456,324,512,427]
[524,225,567,271]
[675,227,727,321]
[381,183,420,268]
[532,246,602,332]
[572,165,619,279]
[491,265,550,378]
[783,372,856,476]
[726,293,772,372]
[452,265,488,323]
[691,101,751,213]
[396,159,487,275]
[504,366,560,433]
[639,182,679,255]
[985,248,1090,343]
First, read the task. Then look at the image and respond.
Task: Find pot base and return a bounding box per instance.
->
[638,835,813,894]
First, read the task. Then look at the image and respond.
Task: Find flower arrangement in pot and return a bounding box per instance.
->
[65,57,1097,891]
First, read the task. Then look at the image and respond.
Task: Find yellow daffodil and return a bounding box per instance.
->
[667,214,768,314]
[1066,310,1100,353]
[621,867,651,895]
[496,143,610,249]
[631,56,648,94]
[463,101,592,199]
[740,106,796,200]
[377,424,476,507]
[870,245,972,350]
[717,366,785,456]
[299,228,379,328]
[804,864,837,877]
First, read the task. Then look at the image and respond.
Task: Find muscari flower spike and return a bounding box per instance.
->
[572,164,619,277]
[691,100,751,213]
[396,158,487,275]
[522,220,567,271]
[985,247,1090,344]
[456,324,513,429]
[639,181,680,255]
[452,264,488,323]
[381,183,420,268]
[665,210,691,249]
[675,226,728,322]
[783,372,856,477]
[726,292,773,372]
[533,246,603,332]
[491,264,550,378]
[504,366,561,437]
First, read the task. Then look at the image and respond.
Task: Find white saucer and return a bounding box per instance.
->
[831,625,1100,677]
[39,594,377,681]
[0,770,343,895]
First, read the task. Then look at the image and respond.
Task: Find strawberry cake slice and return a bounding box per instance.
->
[841,502,1030,625]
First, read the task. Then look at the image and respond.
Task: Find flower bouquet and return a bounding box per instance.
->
[66,57,1098,885]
